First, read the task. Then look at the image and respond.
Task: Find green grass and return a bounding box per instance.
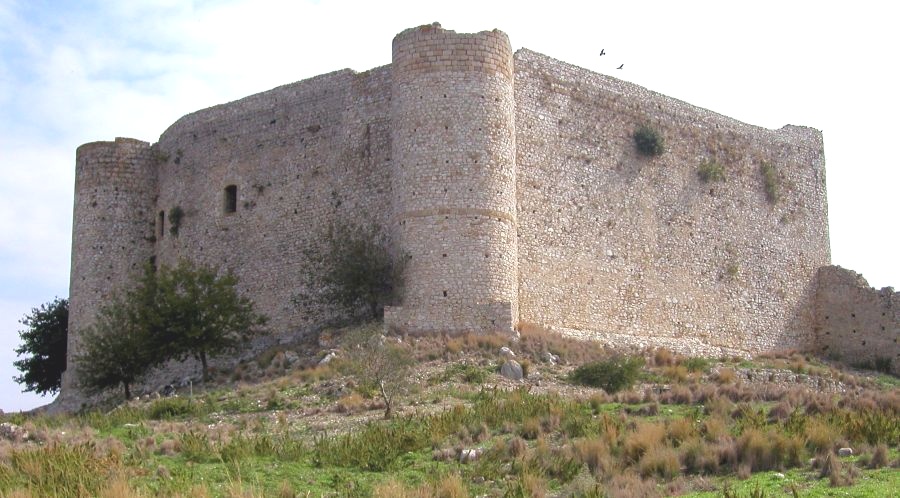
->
[2,349,898,497]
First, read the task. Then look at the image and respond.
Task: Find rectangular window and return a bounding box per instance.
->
[224,185,237,213]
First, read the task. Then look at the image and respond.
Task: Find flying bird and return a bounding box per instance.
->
[600,49,606,56]
[617,64,624,69]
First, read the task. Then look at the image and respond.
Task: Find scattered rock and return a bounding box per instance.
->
[319,351,338,365]
[500,360,524,381]
[541,351,559,365]
[160,384,176,397]
[432,448,455,461]
[499,346,516,359]
[774,472,785,479]
[0,423,28,442]
[283,350,300,366]
[459,448,483,463]
[838,447,853,457]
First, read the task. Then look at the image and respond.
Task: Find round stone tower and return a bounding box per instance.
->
[61,138,158,396]
[386,23,519,334]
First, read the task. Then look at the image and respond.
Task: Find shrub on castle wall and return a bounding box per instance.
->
[633,124,665,157]
[760,162,779,203]
[698,160,726,183]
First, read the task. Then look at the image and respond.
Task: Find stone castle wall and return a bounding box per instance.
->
[65,24,891,404]
[152,67,395,336]
[513,50,830,355]
[385,24,518,334]
[815,266,899,374]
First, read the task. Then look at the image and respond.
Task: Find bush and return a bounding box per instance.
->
[148,397,202,420]
[570,356,644,393]
[698,160,726,182]
[633,124,665,156]
[760,162,778,203]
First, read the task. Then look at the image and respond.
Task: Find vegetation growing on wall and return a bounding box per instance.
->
[698,160,726,182]
[633,124,665,157]
[760,162,779,203]
[168,206,184,236]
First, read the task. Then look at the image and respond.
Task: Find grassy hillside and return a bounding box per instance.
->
[1,323,897,497]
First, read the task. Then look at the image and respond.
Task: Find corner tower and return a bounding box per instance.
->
[61,138,158,396]
[386,23,519,334]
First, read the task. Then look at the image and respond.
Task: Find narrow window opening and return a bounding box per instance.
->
[224,185,237,213]
[443,290,447,297]
[157,211,165,239]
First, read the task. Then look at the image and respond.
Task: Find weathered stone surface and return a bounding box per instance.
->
[838,447,853,457]
[500,360,524,381]
[815,266,899,374]
[60,22,873,408]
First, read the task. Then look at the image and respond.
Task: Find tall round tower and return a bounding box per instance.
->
[386,23,519,334]
[61,138,158,398]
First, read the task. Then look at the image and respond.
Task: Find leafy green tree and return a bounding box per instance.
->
[13,298,68,395]
[76,296,155,400]
[151,260,267,381]
[295,221,403,322]
[77,261,267,399]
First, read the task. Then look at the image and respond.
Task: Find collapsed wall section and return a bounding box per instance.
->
[152,67,394,336]
[815,266,899,374]
[65,138,158,393]
[514,49,830,355]
[386,23,518,334]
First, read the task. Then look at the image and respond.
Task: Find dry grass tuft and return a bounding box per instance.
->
[716,368,737,384]
[624,422,666,463]
[605,472,661,498]
[638,445,680,478]
[574,437,614,477]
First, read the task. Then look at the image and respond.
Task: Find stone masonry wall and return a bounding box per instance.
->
[386,24,518,334]
[65,138,158,391]
[67,25,871,408]
[514,50,830,356]
[815,266,899,374]
[152,68,395,336]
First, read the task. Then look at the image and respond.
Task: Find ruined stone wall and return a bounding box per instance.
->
[815,266,899,374]
[152,67,395,336]
[513,50,830,356]
[65,138,158,390]
[385,24,518,334]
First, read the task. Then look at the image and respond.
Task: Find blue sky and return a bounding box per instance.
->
[1,0,897,411]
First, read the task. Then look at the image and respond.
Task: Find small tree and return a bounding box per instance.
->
[77,261,267,398]
[340,323,414,418]
[77,297,155,400]
[151,260,267,382]
[295,221,403,322]
[13,298,68,395]
[569,355,645,393]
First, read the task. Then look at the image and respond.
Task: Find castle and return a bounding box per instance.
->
[62,23,898,399]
